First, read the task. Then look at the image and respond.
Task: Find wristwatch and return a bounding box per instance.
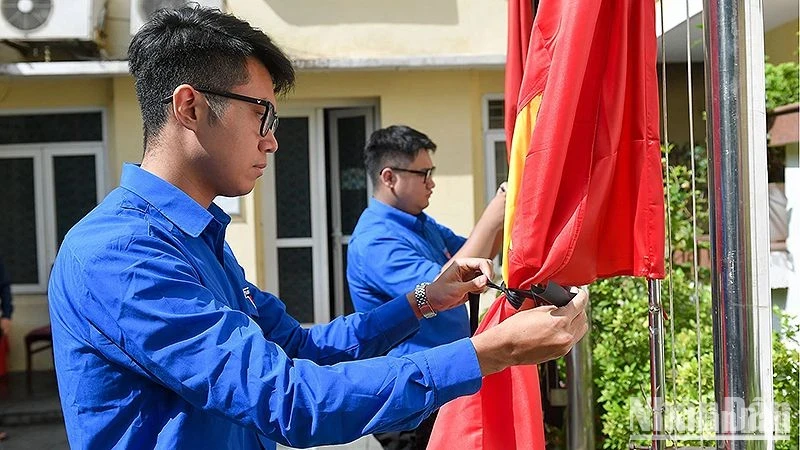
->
[414,282,437,319]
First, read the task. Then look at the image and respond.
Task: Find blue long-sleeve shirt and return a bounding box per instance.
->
[48,164,482,450]
[347,199,469,356]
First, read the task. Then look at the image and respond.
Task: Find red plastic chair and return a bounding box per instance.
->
[24,325,53,392]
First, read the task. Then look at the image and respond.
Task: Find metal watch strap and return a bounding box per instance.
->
[414,282,437,319]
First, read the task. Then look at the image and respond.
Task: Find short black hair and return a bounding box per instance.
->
[364,125,437,185]
[128,5,295,147]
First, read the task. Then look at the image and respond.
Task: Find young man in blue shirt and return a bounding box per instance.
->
[347,126,508,449]
[48,6,589,450]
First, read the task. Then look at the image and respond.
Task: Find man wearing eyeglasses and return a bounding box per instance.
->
[347,125,508,450]
[47,6,588,450]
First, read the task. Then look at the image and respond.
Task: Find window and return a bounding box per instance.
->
[482,95,508,269]
[483,95,508,203]
[0,112,105,293]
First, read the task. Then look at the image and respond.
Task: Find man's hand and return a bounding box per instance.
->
[407,258,492,318]
[0,318,10,337]
[471,289,589,376]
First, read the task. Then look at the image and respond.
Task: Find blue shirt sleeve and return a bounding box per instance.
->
[353,235,444,312]
[60,235,482,447]
[247,281,421,365]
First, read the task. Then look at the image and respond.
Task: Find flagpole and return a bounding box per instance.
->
[647,279,666,450]
[566,297,594,450]
[702,0,773,447]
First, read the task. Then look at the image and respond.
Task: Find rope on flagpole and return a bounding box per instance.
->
[660,0,680,444]
[683,0,706,446]
[647,278,667,450]
[652,1,672,448]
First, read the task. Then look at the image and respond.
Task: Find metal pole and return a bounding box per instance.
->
[566,297,594,450]
[648,279,666,450]
[702,0,773,446]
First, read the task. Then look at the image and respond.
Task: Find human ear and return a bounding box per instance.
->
[380,168,395,189]
[171,84,204,132]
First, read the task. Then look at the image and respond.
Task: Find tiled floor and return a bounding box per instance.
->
[0,423,69,450]
[0,371,380,450]
[0,371,67,450]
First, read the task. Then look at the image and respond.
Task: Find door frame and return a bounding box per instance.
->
[327,107,375,317]
[261,107,330,324]
[260,100,379,324]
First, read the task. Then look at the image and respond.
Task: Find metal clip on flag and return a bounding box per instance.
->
[486,280,576,309]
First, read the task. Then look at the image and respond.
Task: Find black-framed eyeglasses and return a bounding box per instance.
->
[383,166,436,183]
[160,87,279,136]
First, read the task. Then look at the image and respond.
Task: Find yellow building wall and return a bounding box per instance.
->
[765,19,800,64]
[658,63,707,148]
[659,20,799,147]
[287,69,504,235]
[0,68,502,370]
[100,0,506,61]
[0,77,112,372]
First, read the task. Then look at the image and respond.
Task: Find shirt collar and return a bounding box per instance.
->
[368,197,427,233]
[119,163,231,238]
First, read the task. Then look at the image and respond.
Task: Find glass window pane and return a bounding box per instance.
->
[494,140,508,189]
[275,117,312,238]
[0,157,39,284]
[488,100,505,130]
[337,116,368,235]
[53,155,98,248]
[278,247,315,323]
[0,112,102,144]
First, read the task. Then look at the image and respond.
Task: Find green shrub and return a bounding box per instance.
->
[545,55,799,447]
[765,60,800,110]
[586,146,799,449]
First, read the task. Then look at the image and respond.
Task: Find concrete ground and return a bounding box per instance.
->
[0,424,378,450]
[0,371,380,450]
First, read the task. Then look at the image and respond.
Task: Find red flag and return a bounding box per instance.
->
[504,0,665,288]
[428,296,544,449]
[504,0,533,149]
[431,0,663,447]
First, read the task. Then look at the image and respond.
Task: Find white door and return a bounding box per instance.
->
[262,109,330,325]
[262,106,375,324]
[326,108,374,317]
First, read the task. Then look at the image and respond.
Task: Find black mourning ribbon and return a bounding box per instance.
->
[486,280,577,309]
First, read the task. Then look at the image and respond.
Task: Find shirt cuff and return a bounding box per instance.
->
[405,338,482,409]
[372,294,420,347]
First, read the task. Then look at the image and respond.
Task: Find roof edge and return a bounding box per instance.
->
[0,54,506,77]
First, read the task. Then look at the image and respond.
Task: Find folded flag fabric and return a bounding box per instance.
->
[428,295,544,450]
[430,0,663,447]
[503,0,664,289]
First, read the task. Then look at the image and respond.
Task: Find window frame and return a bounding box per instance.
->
[0,109,107,294]
[482,93,507,204]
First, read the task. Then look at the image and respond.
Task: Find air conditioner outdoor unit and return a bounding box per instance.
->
[0,0,104,41]
[130,0,223,35]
